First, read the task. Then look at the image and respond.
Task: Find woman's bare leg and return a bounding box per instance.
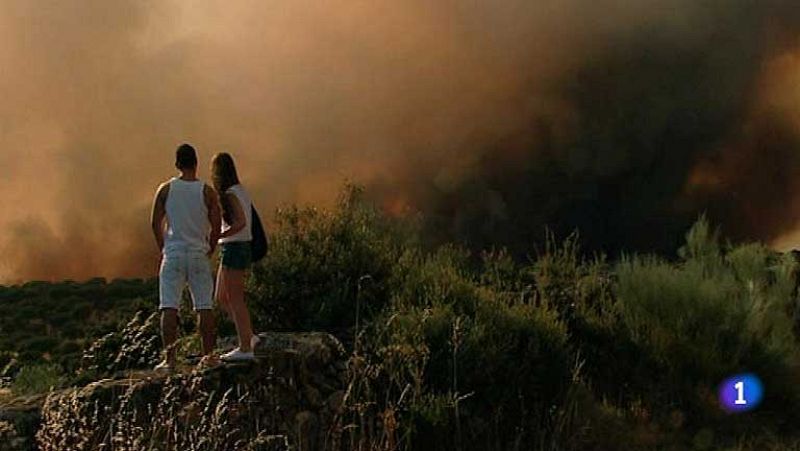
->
[215,265,230,316]
[224,268,255,352]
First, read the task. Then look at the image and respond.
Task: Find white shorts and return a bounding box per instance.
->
[159,250,214,311]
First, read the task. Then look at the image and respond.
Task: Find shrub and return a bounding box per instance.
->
[12,364,65,396]
[391,245,481,314]
[378,300,574,449]
[248,185,408,334]
[365,241,575,450]
[613,219,800,425]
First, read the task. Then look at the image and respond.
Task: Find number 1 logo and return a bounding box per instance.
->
[734,381,747,405]
[719,373,763,413]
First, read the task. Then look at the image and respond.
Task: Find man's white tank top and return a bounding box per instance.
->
[164,177,210,255]
[219,184,252,243]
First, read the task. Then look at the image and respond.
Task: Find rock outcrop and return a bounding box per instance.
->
[0,393,44,451]
[0,332,349,451]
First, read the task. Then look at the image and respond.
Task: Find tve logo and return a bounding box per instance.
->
[718,373,764,413]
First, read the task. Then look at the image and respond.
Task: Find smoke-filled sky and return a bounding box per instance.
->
[2,0,800,282]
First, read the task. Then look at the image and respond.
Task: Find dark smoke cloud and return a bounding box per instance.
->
[372,0,800,256]
[1,0,800,282]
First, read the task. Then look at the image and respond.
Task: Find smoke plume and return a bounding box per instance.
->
[2,0,800,282]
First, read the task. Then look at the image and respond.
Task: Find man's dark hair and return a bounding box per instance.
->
[175,143,198,170]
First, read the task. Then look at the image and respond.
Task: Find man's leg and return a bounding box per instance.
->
[188,252,217,358]
[161,308,179,366]
[197,309,216,356]
[158,252,184,369]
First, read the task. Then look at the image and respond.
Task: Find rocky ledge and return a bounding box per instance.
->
[0,332,349,451]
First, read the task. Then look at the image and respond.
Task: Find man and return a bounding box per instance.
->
[150,143,222,371]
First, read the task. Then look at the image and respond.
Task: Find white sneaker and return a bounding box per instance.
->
[196,355,220,370]
[153,360,175,373]
[220,348,255,362]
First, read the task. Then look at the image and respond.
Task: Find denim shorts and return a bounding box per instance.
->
[159,250,214,310]
[220,241,252,270]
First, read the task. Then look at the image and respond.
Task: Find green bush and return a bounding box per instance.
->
[248,185,408,333]
[612,218,800,425]
[362,241,575,449]
[616,255,743,373]
[515,235,657,411]
[12,364,65,396]
[391,245,481,314]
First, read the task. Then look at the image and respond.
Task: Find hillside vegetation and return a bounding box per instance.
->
[0,278,155,393]
[4,185,800,450]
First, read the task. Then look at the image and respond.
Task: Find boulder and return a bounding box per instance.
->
[0,332,349,451]
[0,394,45,451]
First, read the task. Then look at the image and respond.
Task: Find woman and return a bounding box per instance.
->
[211,152,259,362]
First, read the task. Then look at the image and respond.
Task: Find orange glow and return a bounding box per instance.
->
[684,163,726,194]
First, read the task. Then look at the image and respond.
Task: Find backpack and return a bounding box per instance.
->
[250,205,269,263]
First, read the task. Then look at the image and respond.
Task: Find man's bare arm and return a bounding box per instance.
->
[150,183,169,252]
[204,184,222,254]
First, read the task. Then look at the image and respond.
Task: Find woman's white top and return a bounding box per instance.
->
[219,184,252,243]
